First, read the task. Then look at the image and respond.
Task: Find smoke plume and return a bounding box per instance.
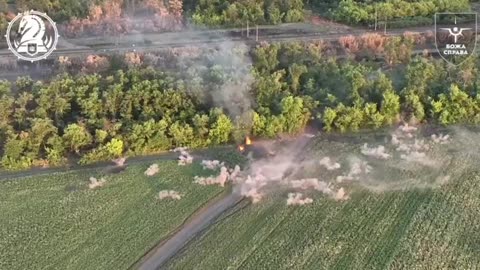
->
[172,147,193,166]
[88,177,106,189]
[158,190,183,200]
[286,193,313,206]
[145,164,159,176]
[201,160,225,170]
[232,124,480,203]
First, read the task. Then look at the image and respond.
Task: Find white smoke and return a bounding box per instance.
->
[194,164,242,187]
[319,157,341,170]
[158,190,183,200]
[194,166,229,187]
[391,134,401,145]
[361,143,391,159]
[398,123,418,134]
[231,125,475,204]
[201,160,225,170]
[334,187,349,201]
[234,138,352,203]
[171,147,188,152]
[112,157,127,166]
[177,41,254,120]
[336,158,372,183]
[145,164,159,176]
[88,177,106,189]
[228,165,242,183]
[286,193,313,206]
[290,178,332,194]
[241,179,265,204]
[172,147,193,166]
[431,133,450,144]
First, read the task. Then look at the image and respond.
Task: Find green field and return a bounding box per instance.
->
[0,151,243,270]
[167,134,480,270]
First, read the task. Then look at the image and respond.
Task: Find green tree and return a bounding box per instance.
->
[280,96,310,134]
[252,111,267,136]
[0,81,14,128]
[209,113,233,145]
[105,138,124,158]
[322,107,337,132]
[253,43,280,74]
[363,103,384,128]
[1,134,33,170]
[169,121,195,147]
[380,90,400,125]
[45,134,66,166]
[404,91,425,123]
[63,123,93,154]
[431,84,479,125]
[288,64,307,93]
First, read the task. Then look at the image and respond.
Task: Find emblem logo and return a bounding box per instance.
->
[4,10,59,62]
[435,13,477,65]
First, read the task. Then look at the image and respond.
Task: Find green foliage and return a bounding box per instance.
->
[404,90,425,122]
[16,0,94,22]
[63,123,93,154]
[431,84,480,125]
[208,113,233,145]
[79,138,124,164]
[44,134,66,166]
[1,134,32,170]
[280,96,309,134]
[192,0,304,27]
[380,90,400,125]
[0,39,477,169]
[0,13,7,36]
[332,0,470,25]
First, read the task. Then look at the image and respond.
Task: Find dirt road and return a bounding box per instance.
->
[137,192,244,270]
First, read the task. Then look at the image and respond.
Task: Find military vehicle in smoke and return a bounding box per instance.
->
[238,136,276,159]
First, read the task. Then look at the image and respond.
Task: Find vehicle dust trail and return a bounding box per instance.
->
[138,192,243,270]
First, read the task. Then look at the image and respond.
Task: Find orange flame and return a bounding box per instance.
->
[245,136,252,145]
[238,145,245,152]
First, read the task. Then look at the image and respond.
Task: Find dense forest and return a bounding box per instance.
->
[0,0,475,34]
[331,0,470,25]
[0,35,479,170]
[190,0,304,26]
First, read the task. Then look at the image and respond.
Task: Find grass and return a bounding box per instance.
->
[0,150,244,270]
[167,134,480,270]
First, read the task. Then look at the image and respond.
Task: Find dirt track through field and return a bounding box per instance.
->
[137,192,244,270]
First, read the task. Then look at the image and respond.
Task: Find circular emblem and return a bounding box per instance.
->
[4,10,59,62]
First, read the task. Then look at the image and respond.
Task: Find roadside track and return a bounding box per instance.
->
[0,22,475,60]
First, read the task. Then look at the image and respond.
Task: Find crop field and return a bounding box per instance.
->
[0,150,243,270]
[167,132,480,270]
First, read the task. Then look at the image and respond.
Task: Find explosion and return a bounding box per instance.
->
[88,177,106,189]
[286,193,313,206]
[158,190,183,200]
[145,164,160,176]
[238,136,252,152]
[172,147,193,165]
[201,160,225,170]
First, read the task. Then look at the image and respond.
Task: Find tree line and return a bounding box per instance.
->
[332,0,470,25]
[191,0,304,27]
[1,38,480,170]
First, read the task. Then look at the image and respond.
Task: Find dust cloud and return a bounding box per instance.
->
[231,124,480,204]
[145,163,159,176]
[158,190,183,200]
[88,177,106,189]
[172,147,193,166]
